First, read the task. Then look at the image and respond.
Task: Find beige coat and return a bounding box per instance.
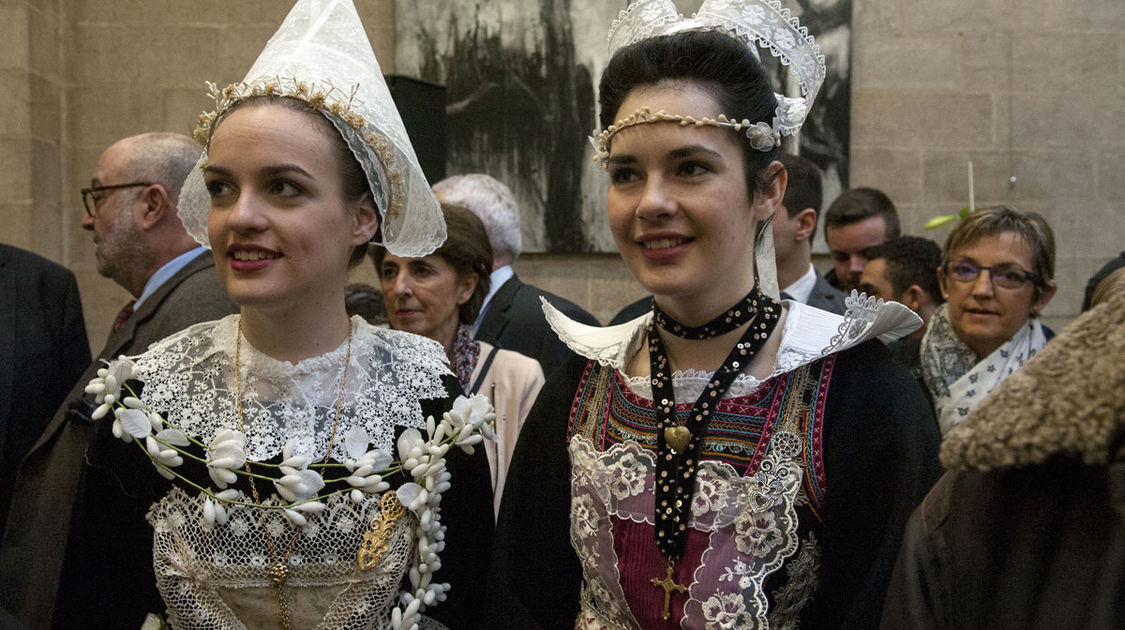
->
[471,342,545,515]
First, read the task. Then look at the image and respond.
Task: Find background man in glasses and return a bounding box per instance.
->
[0,132,237,625]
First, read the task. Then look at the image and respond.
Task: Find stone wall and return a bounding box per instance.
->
[0,0,397,344]
[1,0,1121,340]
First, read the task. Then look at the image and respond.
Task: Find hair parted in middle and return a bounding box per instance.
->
[598,29,781,197]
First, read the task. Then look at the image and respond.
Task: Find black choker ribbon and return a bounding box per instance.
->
[653,289,765,339]
[648,286,781,560]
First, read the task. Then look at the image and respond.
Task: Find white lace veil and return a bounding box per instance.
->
[178,0,446,258]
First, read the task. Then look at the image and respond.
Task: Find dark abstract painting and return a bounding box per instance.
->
[395,0,852,253]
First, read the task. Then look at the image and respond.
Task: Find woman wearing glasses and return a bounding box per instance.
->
[921,205,1058,436]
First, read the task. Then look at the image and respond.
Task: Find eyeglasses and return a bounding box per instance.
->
[80,182,153,217]
[944,259,1039,290]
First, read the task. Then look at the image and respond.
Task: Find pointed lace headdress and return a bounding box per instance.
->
[598,0,827,301]
[178,0,446,257]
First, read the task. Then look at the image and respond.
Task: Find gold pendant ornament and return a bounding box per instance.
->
[650,557,689,621]
[357,492,408,570]
[663,426,691,454]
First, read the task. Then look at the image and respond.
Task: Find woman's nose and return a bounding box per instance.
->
[227,192,267,231]
[635,176,675,220]
[970,268,995,297]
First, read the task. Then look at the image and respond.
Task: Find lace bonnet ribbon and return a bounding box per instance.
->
[592,0,826,165]
[177,0,446,258]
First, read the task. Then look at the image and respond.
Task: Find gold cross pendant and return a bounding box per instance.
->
[650,557,688,621]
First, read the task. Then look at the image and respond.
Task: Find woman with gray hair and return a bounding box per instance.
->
[921,205,1058,436]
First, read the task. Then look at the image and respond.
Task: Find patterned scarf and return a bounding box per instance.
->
[920,304,1046,436]
[452,324,480,393]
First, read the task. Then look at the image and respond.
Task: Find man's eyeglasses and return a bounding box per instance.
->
[944,259,1039,290]
[81,182,153,217]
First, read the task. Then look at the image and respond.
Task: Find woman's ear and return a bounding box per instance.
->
[754,160,786,223]
[351,193,380,246]
[1033,279,1058,315]
[937,265,949,300]
[456,271,478,306]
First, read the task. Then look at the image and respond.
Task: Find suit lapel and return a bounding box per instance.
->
[475,275,521,344]
[100,251,213,360]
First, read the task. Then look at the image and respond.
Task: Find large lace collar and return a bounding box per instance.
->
[544,293,921,392]
[131,315,451,462]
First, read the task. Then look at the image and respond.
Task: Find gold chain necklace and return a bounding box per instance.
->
[234,317,353,630]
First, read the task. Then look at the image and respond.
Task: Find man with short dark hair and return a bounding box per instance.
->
[859,236,944,380]
[433,173,598,377]
[772,154,845,313]
[0,133,239,628]
[823,187,901,292]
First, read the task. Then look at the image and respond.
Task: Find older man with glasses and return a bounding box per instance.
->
[0,132,237,627]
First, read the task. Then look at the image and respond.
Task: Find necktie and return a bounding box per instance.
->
[113,300,136,332]
[780,291,794,302]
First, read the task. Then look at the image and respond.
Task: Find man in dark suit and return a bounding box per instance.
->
[772,154,846,314]
[610,154,845,324]
[0,245,90,539]
[0,132,238,628]
[433,174,598,377]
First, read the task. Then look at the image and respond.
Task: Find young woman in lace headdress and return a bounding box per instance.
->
[484,1,940,628]
[50,2,493,628]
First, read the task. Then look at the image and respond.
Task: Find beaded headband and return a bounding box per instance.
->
[593,0,825,165]
[595,108,782,162]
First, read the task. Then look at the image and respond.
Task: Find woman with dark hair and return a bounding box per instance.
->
[49,2,493,628]
[921,205,1058,436]
[373,204,546,515]
[484,2,941,628]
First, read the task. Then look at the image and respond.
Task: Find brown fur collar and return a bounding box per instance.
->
[941,289,1125,471]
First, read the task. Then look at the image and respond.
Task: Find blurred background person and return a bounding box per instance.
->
[882,286,1125,630]
[773,153,846,313]
[920,206,1057,437]
[823,186,900,292]
[0,244,90,538]
[1089,267,1125,309]
[375,204,545,514]
[860,236,944,381]
[344,282,388,326]
[433,174,598,377]
[1082,250,1125,311]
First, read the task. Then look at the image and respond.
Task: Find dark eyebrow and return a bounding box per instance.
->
[607,145,724,165]
[668,145,723,160]
[201,163,314,179]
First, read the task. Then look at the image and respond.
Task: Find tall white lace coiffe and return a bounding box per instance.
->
[178,0,446,258]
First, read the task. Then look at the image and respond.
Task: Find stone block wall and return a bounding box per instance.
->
[1,0,1121,340]
[850,0,1124,332]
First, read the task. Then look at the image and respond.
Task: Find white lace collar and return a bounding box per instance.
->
[131,315,451,462]
[543,293,921,389]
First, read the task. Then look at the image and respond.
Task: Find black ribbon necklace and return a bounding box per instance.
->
[648,285,781,562]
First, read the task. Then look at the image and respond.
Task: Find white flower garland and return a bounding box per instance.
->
[86,356,497,629]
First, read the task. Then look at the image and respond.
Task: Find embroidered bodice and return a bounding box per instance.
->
[546,296,920,628]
